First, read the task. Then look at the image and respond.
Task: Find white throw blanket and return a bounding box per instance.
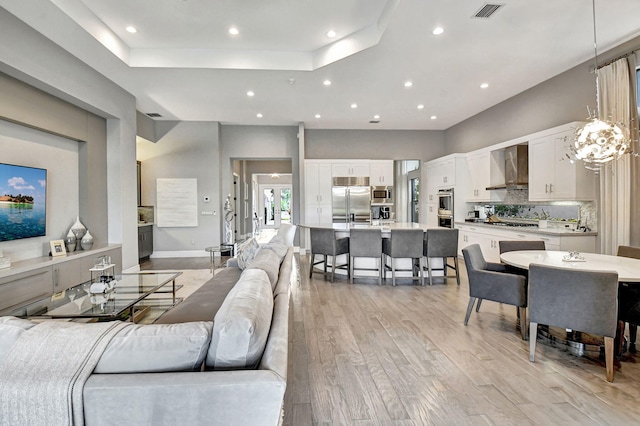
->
[0,321,129,426]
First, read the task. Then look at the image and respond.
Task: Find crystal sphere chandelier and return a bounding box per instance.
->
[572,0,630,170]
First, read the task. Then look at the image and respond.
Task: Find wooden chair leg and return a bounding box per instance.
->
[309,253,314,278]
[529,322,538,362]
[464,297,476,325]
[391,258,396,287]
[378,257,382,286]
[519,307,528,340]
[419,257,425,286]
[350,256,354,284]
[604,336,615,382]
[330,255,335,283]
[426,257,434,285]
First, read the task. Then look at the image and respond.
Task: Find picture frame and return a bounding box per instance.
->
[244,182,249,200]
[50,239,66,257]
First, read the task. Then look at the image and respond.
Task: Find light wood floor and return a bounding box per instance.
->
[284,254,640,426]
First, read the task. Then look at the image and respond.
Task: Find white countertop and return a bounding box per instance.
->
[455,221,597,237]
[299,222,439,232]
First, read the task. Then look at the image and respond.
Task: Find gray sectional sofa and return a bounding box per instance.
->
[0,230,297,426]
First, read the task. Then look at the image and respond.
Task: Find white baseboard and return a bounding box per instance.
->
[150,250,211,258]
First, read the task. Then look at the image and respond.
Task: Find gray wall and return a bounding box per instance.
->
[445,34,640,154]
[137,121,221,253]
[305,129,447,161]
[0,10,138,269]
[220,125,300,243]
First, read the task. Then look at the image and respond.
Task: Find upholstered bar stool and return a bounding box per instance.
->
[382,229,424,286]
[349,228,383,285]
[309,227,349,283]
[423,228,460,286]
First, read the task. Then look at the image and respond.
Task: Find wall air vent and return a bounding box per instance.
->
[145,112,162,118]
[369,120,380,124]
[472,3,504,19]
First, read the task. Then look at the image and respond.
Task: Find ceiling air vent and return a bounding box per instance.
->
[145,112,162,118]
[472,3,504,19]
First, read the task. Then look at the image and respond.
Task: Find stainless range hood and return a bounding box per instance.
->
[486,144,528,190]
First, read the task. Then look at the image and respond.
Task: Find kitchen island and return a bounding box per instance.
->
[299,222,443,282]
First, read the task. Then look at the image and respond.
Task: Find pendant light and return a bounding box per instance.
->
[572,0,630,171]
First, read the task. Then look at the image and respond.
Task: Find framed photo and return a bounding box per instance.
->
[50,239,66,257]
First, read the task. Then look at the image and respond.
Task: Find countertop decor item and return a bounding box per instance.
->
[65,229,76,252]
[81,230,94,251]
[50,239,66,257]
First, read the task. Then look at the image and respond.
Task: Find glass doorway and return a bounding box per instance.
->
[410,177,420,223]
[260,185,292,228]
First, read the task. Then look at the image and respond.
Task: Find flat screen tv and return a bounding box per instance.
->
[0,163,47,242]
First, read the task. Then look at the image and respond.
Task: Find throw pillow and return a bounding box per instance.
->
[207,268,273,370]
[236,238,260,269]
[94,321,213,373]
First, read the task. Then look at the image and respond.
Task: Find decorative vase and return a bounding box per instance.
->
[70,216,86,239]
[65,229,77,252]
[81,230,94,251]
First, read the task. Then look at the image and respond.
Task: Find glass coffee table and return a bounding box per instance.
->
[9,272,182,323]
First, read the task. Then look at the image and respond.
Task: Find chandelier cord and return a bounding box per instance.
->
[591,0,600,119]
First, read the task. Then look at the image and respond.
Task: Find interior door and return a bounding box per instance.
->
[260,185,292,229]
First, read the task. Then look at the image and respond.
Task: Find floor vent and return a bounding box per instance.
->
[472,3,504,19]
[145,112,162,118]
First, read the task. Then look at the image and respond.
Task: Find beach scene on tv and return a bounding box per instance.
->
[0,163,47,242]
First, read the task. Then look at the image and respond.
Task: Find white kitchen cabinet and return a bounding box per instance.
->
[331,161,370,178]
[425,203,438,228]
[305,161,333,224]
[369,160,394,185]
[529,130,596,201]
[465,151,491,201]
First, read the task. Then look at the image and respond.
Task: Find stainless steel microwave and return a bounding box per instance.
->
[371,186,393,204]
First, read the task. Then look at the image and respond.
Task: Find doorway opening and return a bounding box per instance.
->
[259,184,292,229]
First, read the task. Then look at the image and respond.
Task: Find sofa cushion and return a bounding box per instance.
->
[155,267,242,324]
[275,224,297,246]
[246,249,281,290]
[94,322,213,373]
[259,241,288,260]
[207,269,273,370]
[0,317,36,363]
[236,238,260,269]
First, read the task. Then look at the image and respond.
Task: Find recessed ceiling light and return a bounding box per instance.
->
[404,81,413,88]
[326,30,336,38]
[256,113,263,118]
[323,80,332,86]
[229,27,239,35]
[417,104,425,110]
[432,27,444,35]
[350,103,358,109]
[315,114,321,119]
[373,115,380,119]
[480,83,489,89]
[126,26,137,33]
[247,91,255,97]
[430,115,437,120]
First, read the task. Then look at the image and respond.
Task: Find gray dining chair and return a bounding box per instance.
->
[382,229,424,286]
[462,244,528,340]
[617,245,640,353]
[528,263,618,382]
[349,228,383,285]
[309,227,349,283]
[423,228,460,286]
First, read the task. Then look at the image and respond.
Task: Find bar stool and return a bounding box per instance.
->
[423,228,460,286]
[382,229,424,286]
[349,228,383,285]
[309,227,349,283]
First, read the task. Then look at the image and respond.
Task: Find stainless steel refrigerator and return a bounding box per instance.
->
[332,176,371,223]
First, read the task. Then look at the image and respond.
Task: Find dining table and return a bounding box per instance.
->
[500,250,640,282]
[500,249,640,357]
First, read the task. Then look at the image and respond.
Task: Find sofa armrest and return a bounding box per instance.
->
[84,370,285,426]
[226,258,239,268]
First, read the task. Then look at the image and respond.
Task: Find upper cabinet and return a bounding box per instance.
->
[465,151,491,201]
[529,129,596,201]
[331,161,370,177]
[369,160,394,185]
